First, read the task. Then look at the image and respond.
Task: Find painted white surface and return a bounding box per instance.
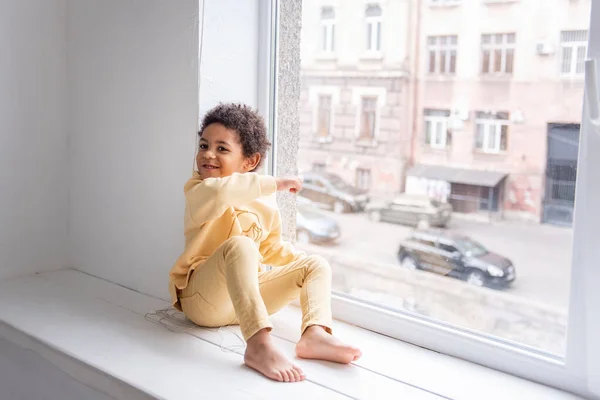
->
[198,0,260,119]
[0,270,350,399]
[68,0,199,299]
[0,270,583,400]
[0,337,115,400]
[0,0,68,279]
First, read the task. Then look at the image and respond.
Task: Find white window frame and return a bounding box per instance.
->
[271,0,600,397]
[320,7,336,53]
[351,86,386,144]
[308,85,340,143]
[355,168,371,190]
[560,30,588,78]
[427,35,457,75]
[424,113,449,149]
[475,116,508,153]
[481,33,515,75]
[365,5,382,53]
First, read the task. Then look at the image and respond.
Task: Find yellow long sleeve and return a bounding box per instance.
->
[184,171,278,230]
[260,211,306,266]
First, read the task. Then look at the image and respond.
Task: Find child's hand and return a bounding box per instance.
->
[275,177,303,194]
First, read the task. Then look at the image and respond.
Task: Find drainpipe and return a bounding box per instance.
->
[408,0,423,168]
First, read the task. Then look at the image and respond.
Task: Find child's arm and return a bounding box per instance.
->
[185,171,277,227]
[260,211,306,266]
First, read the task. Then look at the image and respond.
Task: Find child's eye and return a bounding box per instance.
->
[199,144,208,150]
[218,146,229,152]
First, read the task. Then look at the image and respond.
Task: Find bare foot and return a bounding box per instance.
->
[244,329,306,383]
[296,326,362,364]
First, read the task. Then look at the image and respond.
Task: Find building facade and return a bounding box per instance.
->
[408,0,590,224]
[298,0,413,196]
[299,0,590,224]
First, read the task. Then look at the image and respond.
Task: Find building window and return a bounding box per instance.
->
[317,95,332,139]
[320,7,335,53]
[560,30,587,77]
[475,111,509,153]
[427,36,457,74]
[481,33,515,74]
[365,4,382,52]
[356,168,372,190]
[312,162,326,173]
[424,109,450,148]
[359,97,378,141]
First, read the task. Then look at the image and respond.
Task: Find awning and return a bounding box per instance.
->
[407,164,507,187]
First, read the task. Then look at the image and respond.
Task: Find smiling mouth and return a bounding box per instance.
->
[202,164,219,170]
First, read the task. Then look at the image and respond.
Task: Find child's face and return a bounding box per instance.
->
[196,123,260,179]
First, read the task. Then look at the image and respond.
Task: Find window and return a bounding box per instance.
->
[359,97,377,141]
[438,243,458,254]
[288,0,599,396]
[560,30,587,77]
[365,4,382,52]
[475,111,509,153]
[355,168,371,190]
[312,163,326,173]
[481,33,515,74]
[320,7,335,53]
[308,86,340,143]
[427,36,457,74]
[424,109,450,148]
[317,95,332,138]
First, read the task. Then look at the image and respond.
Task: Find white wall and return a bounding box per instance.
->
[68,0,199,299]
[198,0,260,119]
[0,0,69,279]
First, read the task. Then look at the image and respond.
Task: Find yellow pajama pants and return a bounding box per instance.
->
[180,236,333,341]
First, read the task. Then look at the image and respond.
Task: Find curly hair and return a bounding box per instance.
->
[199,103,271,171]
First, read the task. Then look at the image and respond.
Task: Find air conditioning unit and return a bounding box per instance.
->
[451,108,469,121]
[536,40,555,56]
[510,109,524,124]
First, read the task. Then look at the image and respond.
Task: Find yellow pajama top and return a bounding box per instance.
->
[168,171,305,310]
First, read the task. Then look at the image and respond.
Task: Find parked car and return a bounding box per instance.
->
[366,194,452,229]
[397,230,516,288]
[298,171,369,213]
[296,197,341,245]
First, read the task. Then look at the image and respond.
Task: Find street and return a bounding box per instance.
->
[297,210,573,310]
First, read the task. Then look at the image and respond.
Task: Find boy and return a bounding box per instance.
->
[169,103,361,382]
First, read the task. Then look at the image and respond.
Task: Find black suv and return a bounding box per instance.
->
[397,230,515,288]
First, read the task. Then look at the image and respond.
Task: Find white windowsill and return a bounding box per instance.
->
[0,270,581,400]
[360,52,383,61]
[316,136,333,144]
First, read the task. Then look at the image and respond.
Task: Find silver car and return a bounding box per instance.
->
[366,194,452,229]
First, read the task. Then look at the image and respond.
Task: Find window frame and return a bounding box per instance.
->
[474,115,509,153]
[308,85,340,144]
[427,35,458,75]
[365,4,382,53]
[355,168,372,190]
[424,110,450,149]
[481,33,515,75]
[320,7,336,54]
[269,0,600,397]
[351,86,386,145]
[560,30,588,78]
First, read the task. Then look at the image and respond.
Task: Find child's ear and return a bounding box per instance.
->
[244,153,261,171]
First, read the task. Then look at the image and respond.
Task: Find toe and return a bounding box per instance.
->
[272,370,284,382]
[282,370,292,382]
[291,368,302,382]
[293,364,305,378]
